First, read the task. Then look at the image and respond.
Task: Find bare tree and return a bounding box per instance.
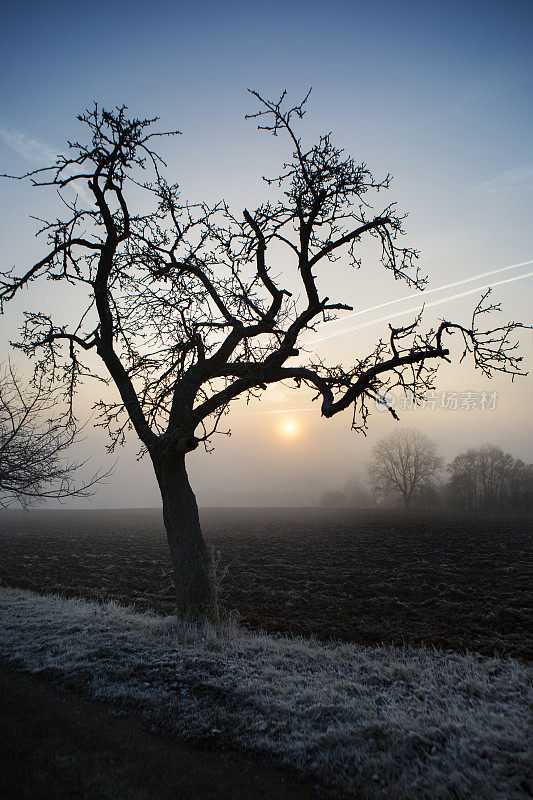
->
[0,93,527,616]
[0,364,104,508]
[368,428,443,509]
[448,445,533,511]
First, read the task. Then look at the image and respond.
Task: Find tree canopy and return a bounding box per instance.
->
[1,93,527,453]
[0,91,528,614]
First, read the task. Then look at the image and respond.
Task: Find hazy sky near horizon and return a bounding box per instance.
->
[0,0,532,507]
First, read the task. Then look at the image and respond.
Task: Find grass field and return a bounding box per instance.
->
[0,586,530,800]
[0,507,530,659]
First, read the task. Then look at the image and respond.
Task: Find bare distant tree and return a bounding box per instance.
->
[368,428,443,509]
[448,445,533,511]
[0,365,104,508]
[0,93,528,616]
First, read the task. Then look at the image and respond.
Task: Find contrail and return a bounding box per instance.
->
[0,122,94,207]
[318,258,533,329]
[310,270,533,344]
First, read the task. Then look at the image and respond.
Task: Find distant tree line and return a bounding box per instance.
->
[448,445,533,512]
[320,429,533,512]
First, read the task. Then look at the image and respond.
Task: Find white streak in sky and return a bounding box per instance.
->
[318,259,533,331]
[0,125,57,164]
[471,165,533,195]
[310,270,533,344]
[0,122,94,207]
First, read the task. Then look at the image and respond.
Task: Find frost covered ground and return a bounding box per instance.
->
[0,586,530,799]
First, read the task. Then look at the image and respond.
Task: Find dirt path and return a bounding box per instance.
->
[0,662,316,800]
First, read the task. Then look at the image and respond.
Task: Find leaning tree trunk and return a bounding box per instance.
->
[152,451,216,619]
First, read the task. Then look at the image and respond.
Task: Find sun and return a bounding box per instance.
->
[279,419,299,438]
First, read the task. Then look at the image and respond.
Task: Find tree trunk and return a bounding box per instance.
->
[152,451,216,619]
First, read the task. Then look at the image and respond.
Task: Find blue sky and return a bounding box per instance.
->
[0,0,531,505]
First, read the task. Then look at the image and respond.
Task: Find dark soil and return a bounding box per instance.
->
[0,661,315,800]
[0,507,531,660]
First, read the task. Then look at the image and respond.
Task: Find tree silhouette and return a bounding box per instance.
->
[448,445,533,511]
[368,428,443,509]
[0,92,527,616]
[0,364,104,508]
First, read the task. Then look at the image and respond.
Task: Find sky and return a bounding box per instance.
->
[0,0,532,507]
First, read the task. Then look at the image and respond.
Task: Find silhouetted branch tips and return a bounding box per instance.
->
[245,88,312,134]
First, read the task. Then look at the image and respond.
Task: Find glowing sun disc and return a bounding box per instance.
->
[280,420,299,437]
